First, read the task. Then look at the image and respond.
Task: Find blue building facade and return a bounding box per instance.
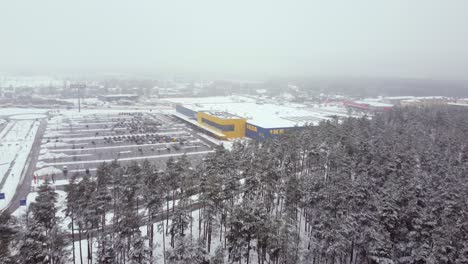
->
[245,122,298,142]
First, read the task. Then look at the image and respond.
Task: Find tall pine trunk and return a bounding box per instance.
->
[207,221,212,253]
[149,222,154,263]
[172,190,176,214]
[162,220,166,264]
[166,198,170,234]
[78,227,83,264]
[246,236,251,264]
[87,230,92,264]
[71,213,76,264]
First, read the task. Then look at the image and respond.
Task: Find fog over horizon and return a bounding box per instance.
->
[1,0,468,80]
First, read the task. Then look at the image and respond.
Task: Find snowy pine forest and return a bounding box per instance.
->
[1,106,468,264]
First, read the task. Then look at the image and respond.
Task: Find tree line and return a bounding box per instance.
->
[0,105,467,264]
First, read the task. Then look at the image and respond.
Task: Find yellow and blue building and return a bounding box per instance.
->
[175,104,298,142]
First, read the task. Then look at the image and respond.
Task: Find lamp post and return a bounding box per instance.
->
[70,83,86,112]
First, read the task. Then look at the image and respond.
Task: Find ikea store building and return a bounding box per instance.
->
[171,97,330,142]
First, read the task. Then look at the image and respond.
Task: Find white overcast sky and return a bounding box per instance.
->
[1,0,467,79]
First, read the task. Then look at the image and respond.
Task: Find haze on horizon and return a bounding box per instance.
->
[1,0,467,80]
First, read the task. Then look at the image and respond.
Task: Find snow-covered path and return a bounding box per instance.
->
[0,120,40,211]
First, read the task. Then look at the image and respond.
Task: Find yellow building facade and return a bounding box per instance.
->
[197,112,246,139]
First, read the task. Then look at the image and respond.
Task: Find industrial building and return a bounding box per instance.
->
[343,100,394,112]
[448,102,468,109]
[98,94,139,102]
[170,96,333,141]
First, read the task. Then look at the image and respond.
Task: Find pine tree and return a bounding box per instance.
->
[97,235,116,264]
[17,177,68,264]
[170,196,192,247]
[76,173,98,264]
[142,163,163,263]
[210,247,225,264]
[95,163,113,235]
[31,178,58,230]
[199,150,224,253]
[0,211,17,264]
[166,235,208,264]
[17,219,49,264]
[65,172,80,264]
[128,230,150,264]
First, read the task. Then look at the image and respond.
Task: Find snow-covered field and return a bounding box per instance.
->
[0,120,40,210]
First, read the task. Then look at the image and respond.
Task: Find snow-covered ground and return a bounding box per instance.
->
[9,114,48,120]
[11,191,39,218]
[197,133,235,150]
[0,120,40,210]
[0,108,49,117]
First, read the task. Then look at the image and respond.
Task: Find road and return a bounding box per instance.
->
[6,119,47,213]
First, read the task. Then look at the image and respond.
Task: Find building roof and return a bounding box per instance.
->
[384,96,416,100]
[100,94,138,98]
[167,96,333,128]
[355,101,394,107]
[161,96,256,105]
[203,111,243,119]
[401,99,421,103]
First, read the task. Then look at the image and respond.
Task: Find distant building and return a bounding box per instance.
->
[400,96,450,107]
[0,86,15,98]
[343,100,393,112]
[448,102,468,108]
[416,96,449,106]
[383,96,416,106]
[157,89,191,98]
[98,94,139,102]
[400,99,422,106]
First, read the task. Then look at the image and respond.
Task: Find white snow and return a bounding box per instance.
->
[9,114,47,120]
[355,100,394,107]
[11,191,38,218]
[31,179,79,189]
[161,95,257,105]
[197,133,234,150]
[44,141,71,148]
[38,151,70,161]
[34,166,62,177]
[0,108,48,117]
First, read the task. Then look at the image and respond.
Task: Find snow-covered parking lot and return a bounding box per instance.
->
[35,110,214,184]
